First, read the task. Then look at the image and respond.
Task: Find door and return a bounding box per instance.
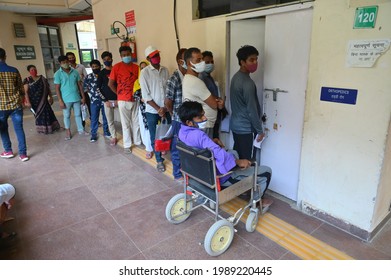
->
[228,8,313,201]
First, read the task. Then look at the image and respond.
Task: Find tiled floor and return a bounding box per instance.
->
[1,106,390,260]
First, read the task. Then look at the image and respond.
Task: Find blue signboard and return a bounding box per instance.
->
[320,87,358,105]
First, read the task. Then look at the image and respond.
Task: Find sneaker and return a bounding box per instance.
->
[0,151,14,159]
[19,154,29,162]
[104,134,111,139]
[90,137,97,143]
[124,148,132,154]
[78,130,89,136]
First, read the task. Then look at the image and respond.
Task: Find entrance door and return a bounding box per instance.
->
[228,8,313,200]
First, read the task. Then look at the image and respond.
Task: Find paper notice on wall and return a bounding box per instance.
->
[346,39,391,67]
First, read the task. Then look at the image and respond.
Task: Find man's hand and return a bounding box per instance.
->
[105,101,111,108]
[256,133,265,142]
[216,98,225,110]
[59,100,66,109]
[81,97,86,105]
[24,100,31,108]
[235,159,251,169]
[213,138,225,148]
[158,107,167,117]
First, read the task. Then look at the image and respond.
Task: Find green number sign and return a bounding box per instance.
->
[354,6,378,29]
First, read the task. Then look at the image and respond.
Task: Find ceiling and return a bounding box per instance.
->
[0,0,92,17]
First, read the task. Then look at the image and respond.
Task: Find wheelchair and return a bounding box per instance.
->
[165,141,263,257]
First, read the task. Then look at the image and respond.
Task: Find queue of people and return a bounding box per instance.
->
[0,44,273,219]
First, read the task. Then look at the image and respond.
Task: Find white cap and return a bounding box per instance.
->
[0,183,15,204]
[144,46,159,58]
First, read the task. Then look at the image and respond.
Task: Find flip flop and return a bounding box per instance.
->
[157,162,165,172]
[145,152,153,159]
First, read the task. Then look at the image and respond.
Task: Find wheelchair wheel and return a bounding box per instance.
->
[245,210,259,232]
[204,220,234,256]
[165,193,193,224]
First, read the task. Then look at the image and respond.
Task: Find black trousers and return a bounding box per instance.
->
[232,132,256,160]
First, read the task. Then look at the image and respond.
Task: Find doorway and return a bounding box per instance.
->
[227,6,313,201]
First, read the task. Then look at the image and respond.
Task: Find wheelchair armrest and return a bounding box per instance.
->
[177,141,212,157]
[216,170,233,178]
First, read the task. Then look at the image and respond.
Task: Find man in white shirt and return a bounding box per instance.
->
[182,47,224,139]
[139,46,170,173]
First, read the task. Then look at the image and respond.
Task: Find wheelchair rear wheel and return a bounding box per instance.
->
[165,193,193,224]
[204,220,234,256]
[245,209,259,232]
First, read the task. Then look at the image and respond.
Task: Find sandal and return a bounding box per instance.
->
[145,152,153,159]
[156,162,165,172]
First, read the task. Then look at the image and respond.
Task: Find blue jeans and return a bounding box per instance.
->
[0,107,27,155]
[146,112,171,163]
[90,101,110,138]
[170,120,182,179]
[63,101,84,132]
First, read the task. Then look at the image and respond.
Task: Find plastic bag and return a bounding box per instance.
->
[81,104,89,121]
[155,119,173,152]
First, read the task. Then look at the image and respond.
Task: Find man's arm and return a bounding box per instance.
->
[108,79,117,94]
[78,80,85,104]
[55,84,66,109]
[204,95,224,110]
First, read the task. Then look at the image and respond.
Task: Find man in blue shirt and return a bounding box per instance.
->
[54,55,88,140]
[178,101,273,210]
[0,48,29,161]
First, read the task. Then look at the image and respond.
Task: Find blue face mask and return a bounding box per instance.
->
[194,119,207,129]
[204,63,214,74]
[122,56,132,64]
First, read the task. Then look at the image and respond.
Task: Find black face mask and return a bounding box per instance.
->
[92,69,100,74]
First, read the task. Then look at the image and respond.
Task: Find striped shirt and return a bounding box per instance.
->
[0,62,24,110]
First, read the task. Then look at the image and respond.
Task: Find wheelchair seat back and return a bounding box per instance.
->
[177,141,216,187]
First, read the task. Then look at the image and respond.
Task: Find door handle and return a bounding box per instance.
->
[265,88,288,101]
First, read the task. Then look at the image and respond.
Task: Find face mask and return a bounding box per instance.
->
[92,69,100,74]
[122,56,132,64]
[29,69,38,76]
[194,119,207,129]
[103,61,112,67]
[247,62,258,73]
[190,61,206,73]
[181,60,187,70]
[150,56,161,65]
[61,63,70,69]
[204,63,214,74]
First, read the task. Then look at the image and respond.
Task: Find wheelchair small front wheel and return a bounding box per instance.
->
[245,210,259,232]
[165,193,193,224]
[204,220,234,256]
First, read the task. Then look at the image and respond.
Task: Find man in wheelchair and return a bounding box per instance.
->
[178,101,273,211]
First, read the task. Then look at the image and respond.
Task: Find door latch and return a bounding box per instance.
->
[265,88,288,101]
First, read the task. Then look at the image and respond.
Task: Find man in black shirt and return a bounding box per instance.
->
[97,51,118,146]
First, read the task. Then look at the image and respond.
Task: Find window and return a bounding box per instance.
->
[196,0,301,19]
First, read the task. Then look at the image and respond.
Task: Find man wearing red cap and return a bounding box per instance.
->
[139,46,170,172]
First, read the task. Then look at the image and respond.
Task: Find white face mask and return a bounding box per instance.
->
[204,63,214,74]
[190,61,206,73]
[195,119,207,129]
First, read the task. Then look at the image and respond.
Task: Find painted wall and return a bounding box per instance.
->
[58,23,81,63]
[92,0,227,95]
[298,0,391,231]
[0,11,45,79]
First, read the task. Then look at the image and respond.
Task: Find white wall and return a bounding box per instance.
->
[0,11,45,79]
[298,0,391,231]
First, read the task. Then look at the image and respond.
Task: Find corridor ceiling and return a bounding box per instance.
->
[0,0,92,17]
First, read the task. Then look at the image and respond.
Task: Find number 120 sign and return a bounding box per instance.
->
[354,6,378,29]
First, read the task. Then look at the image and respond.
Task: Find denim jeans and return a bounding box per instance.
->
[63,101,84,132]
[146,112,171,163]
[170,120,182,179]
[90,101,110,138]
[0,107,27,155]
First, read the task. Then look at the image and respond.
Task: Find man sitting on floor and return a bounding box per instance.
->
[177,101,273,211]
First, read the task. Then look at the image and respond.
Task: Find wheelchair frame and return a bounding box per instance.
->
[165,141,262,256]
